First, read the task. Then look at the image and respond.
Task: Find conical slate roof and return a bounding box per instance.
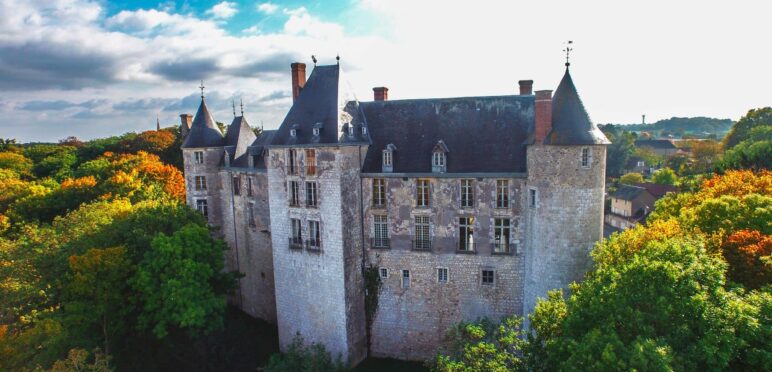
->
[224,115,257,166]
[545,68,610,145]
[182,98,224,148]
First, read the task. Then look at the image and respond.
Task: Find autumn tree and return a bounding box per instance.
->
[651,167,678,185]
[721,230,771,289]
[0,151,33,177]
[690,139,723,173]
[619,172,643,185]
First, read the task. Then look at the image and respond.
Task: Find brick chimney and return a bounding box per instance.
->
[291,62,306,103]
[534,90,553,143]
[373,87,389,101]
[180,114,192,137]
[519,80,533,95]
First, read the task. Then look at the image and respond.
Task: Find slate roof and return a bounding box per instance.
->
[633,182,679,198]
[545,68,610,145]
[611,185,648,201]
[360,96,533,173]
[245,130,276,170]
[270,64,367,146]
[224,115,257,167]
[182,97,224,148]
[635,139,677,149]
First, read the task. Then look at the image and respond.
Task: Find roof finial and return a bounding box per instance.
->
[336,53,340,65]
[199,80,206,99]
[563,40,573,67]
[311,55,317,66]
[240,98,244,116]
[232,98,236,117]
[156,115,161,131]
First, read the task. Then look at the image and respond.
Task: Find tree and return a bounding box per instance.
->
[723,107,771,149]
[651,167,678,185]
[690,140,723,173]
[133,224,236,339]
[600,125,636,177]
[632,147,663,168]
[619,172,643,185]
[47,348,111,372]
[265,334,346,372]
[721,125,772,171]
[0,151,33,177]
[435,317,527,372]
[721,230,771,289]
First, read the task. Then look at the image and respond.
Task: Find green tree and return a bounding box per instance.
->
[651,167,678,185]
[721,125,772,171]
[723,107,771,149]
[435,317,527,372]
[0,151,33,177]
[133,224,236,339]
[619,172,643,185]
[600,125,636,177]
[265,334,346,372]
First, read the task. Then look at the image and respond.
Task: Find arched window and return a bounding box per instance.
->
[382,143,396,172]
[432,140,448,173]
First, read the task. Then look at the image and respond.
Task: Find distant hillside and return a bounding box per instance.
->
[608,117,734,138]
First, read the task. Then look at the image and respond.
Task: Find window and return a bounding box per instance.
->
[305,181,318,207]
[414,215,431,250]
[460,179,474,208]
[493,218,510,253]
[637,160,644,167]
[379,268,388,280]
[194,151,204,164]
[416,179,430,207]
[529,188,537,208]
[248,202,256,227]
[305,149,316,176]
[481,269,495,285]
[437,268,448,283]
[233,176,240,195]
[348,125,354,136]
[313,127,320,136]
[289,181,300,206]
[372,179,386,207]
[496,180,509,208]
[402,269,410,289]
[362,127,368,135]
[581,147,590,168]
[290,218,302,247]
[459,217,475,251]
[194,176,207,191]
[247,177,253,196]
[195,199,208,218]
[373,215,389,248]
[383,150,393,166]
[308,220,320,248]
[382,144,395,172]
[290,129,297,137]
[432,151,446,173]
[288,149,297,175]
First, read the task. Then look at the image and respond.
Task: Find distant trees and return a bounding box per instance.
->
[723,107,771,149]
[600,125,636,177]
[651,167,678,185]
[619,172,643,185]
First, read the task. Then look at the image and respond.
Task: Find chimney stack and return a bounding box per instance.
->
[518,80,533,95]
[373,87,389,101]
[534,90,553,143]
[291,62,306,103]
[180,114,193,138]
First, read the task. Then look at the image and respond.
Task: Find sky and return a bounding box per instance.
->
[1,0,770,142]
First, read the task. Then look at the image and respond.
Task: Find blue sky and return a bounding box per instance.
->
[1,1,770,142]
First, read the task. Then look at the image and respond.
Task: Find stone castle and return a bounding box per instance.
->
[180,60,610,364]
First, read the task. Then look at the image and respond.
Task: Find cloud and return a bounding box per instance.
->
[242,25,261,35]
[19,99,108,111]
[257,3,278,14]
[206,1,238,19]
[282,7,344,39]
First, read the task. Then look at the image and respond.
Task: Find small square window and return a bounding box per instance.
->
[290,129,297,137]
[437,268,448,283]
[481,269,495,285]
[194,151,204,164]
[529,188,537,208]
[402,269,410,289]
[313,127,320,136]
[379,268,388,280]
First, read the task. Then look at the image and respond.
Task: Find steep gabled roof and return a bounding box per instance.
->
[633,182,679,198]
[635,139,677,149]
[546,68,610,145]
[360,95,533,173]
[611,185,648,201]
[224,115,257,166]
[182,97,224,148]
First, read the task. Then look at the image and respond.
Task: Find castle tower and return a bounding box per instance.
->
[181,92,226,228]
[523,65,610,319]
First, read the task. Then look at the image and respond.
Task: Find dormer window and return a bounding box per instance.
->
[313,128,320,136]
[290,129,297,137]
[382,143,396,173]
[312,122,323,137]
[362,126,367,135]
[432,140,449,173]
[348,124,355,137]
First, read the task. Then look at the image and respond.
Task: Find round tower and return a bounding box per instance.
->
[523,66,610,319]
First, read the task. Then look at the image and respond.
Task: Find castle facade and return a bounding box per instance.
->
[180,61,609,364]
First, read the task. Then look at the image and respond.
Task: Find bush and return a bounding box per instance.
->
[265,333,346,372]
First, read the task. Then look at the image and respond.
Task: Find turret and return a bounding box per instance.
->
[523,65,610,320]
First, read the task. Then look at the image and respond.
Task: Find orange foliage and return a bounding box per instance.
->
[132,130,175,154]
[60,176,98,190]
[699,170,772,199]
[721,230,772,289]
[100,151,184,201]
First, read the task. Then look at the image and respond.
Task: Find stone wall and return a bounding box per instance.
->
[183,147,226,229]
[523,145,607,319]
[362,176,526,360]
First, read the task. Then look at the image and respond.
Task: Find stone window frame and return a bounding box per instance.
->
[304,149,317,176]
[495,179,510,209]
[432,151,446,173]
[287,149,298,175]
[581,147,592,169]
[481,268,495,286]
[290,218,303,247]
[460,179,475,208]
[247,177,253,197]
[458,216,476,252]
[248,202,256,227]
[401,269,410,289]
[194,151,204,164]
[529,187,539,209]
[372,178,386,208]
[288,181,300,207]
[195,198,208,219]
[305,181,319,208]
[379,267,388,280]
[437,267,449,283]
[373,215,389,249]
[493,217,511,254]
[232,175,241,195]
[307,220,321,249]
[194,175,207,191]
[416,179,431,208]
[413,215,432,251]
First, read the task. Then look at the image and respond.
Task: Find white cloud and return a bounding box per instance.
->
[206,1,237,19]
[242,25,261,35]
[256,2,278,14]
[282,7,344,40]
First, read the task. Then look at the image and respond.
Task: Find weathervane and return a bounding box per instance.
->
[199,80,206,99]
[312,55,317,66]
[232,99,236,117]
[240,98,244,116]
[336,53,340,65]
[563,40,573,67]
